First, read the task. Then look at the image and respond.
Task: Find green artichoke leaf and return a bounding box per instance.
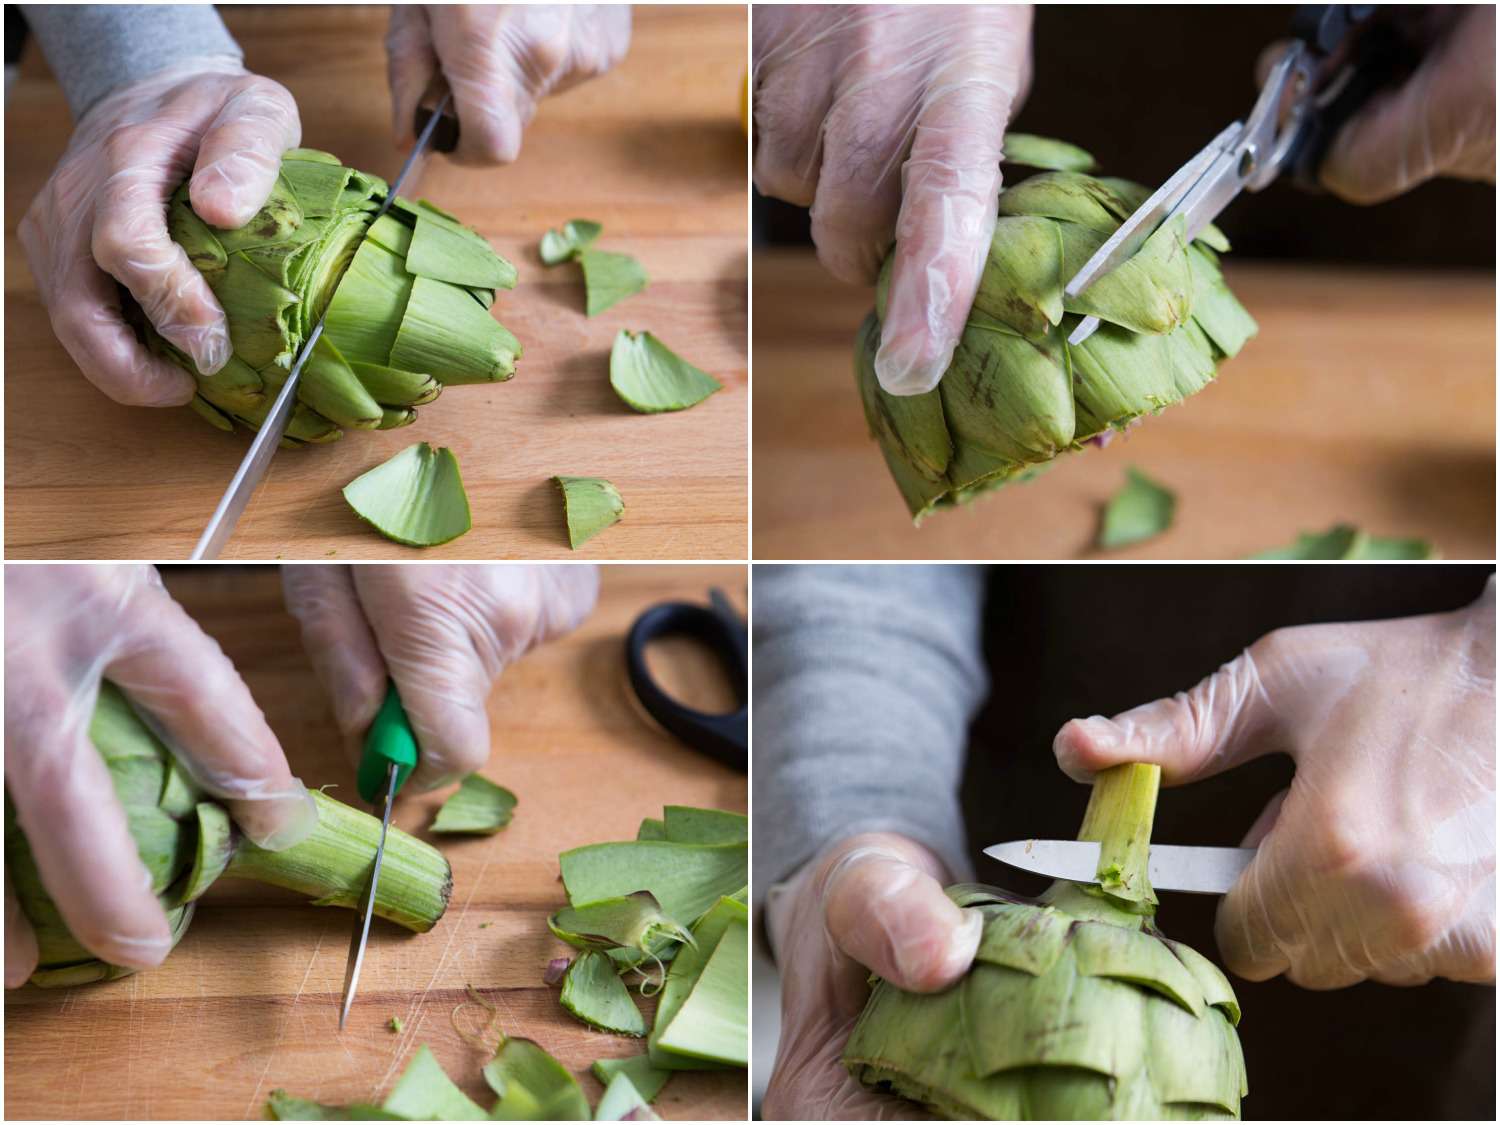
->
[1250,525,1436,560]
[539,218,603,265]
[391,277,520,385]
[267,1091,402,1120]
[609,329,721,413]
[647,897,749,1070]
[1000,133,1098,173]
[407,210,517,290]
[661,806,747,845]
[1097,467,1176,550]
[383,1044,488,1120]
[558,840,747,930]
[342,442,472,548]
[589,1056,671,1104]
[579,249,648,317]
[431,774,517,835]
[554,476,626,550]
[636,817,667,841]
[560,950,648,1037]
[549,891,694,955]
[593,1073,659,1121]
[322,233,415,367]
[484,1037,591,1120]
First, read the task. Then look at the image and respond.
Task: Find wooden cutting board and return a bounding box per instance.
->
[4,6,748,560]
[752,250,1495,560]
[5,564,748,1120]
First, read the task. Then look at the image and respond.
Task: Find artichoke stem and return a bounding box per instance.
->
[1076,762,1160,912]
[224,790,452,933]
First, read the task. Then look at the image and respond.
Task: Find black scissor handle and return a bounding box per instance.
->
[625,589,747,773]
[1285,5,1420,190]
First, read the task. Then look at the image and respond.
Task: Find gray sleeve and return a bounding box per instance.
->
[752,564,988,892]
[22,5,243,121]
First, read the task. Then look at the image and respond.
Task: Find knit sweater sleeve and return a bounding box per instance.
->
[753,565,988,891]
[22,5,242,120]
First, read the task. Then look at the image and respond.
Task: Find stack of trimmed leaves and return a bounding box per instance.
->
[550,806,749,1075]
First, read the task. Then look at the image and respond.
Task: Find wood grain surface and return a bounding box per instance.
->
[4,6,748,560]
[752,250,1495,561]
[5,564,749,1120]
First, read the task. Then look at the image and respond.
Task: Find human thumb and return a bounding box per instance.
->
[821,836,981,993]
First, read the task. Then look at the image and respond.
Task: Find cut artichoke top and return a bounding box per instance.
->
[856,134,1258,522]
[151,148,521,446]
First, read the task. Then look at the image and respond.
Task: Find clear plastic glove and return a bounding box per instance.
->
[386,5,631,166]
[4,565,316,988]
[281,564,599,791]
[1261,6,1495,204]
[19,60,301,406]
[761,833,982,1120]
[753,5,1033,396]
[1054,578,1496,990]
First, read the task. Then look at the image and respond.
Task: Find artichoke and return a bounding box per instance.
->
[148,148,520,446]
[843,763,1247,1119]
[856,136,1258,521]
[5,682,452,987]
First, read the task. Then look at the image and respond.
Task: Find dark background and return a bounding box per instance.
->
[754,5,1496,268]
[965,564,1495,1120]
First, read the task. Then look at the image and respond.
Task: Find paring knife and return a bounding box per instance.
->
[338,682,421,1030]
[190,89,461,560]
[984,839,1255,895]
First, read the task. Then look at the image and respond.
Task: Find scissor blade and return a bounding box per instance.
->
[192,92,455,559]
[338,761,400,1030]
[1063,122,1243,347]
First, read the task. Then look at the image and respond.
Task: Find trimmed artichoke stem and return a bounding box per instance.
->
[225,789,452,935]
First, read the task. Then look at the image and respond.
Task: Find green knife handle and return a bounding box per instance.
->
[358,681,419,804]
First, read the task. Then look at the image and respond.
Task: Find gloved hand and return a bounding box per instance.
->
[386,4,631,166]
[1054,577,1496,989]
[4,565,315,988]
[19,60,301,406]
[281,564,599,791]
[1262,6,1495,204]
[761,832,982,1120]
[753,5,1033,396]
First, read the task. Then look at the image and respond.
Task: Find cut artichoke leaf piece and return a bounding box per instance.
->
[431,773,517,834]
[1000,133,1097,173]
[484,1036,592,1120]
[549,891,693,955]
[609,330,721,413]
[558,840,748,930]
[579,250,648,317]
[1097,466,1176,550]
[383,1044,488,1120]
[635,817,667,841]
[540,218,604,266]
[589,1056,671,1105]
[554,476,625,549]
[342,442,472,548]
[662,806,747,845]
[593,1073,660,1121]
[267,1090,402,1119]
[648,899,749,1070]
[560,950,649,1037]
[392,276,520,385]
[1250,524,1437,560]
[407,210,517,290]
